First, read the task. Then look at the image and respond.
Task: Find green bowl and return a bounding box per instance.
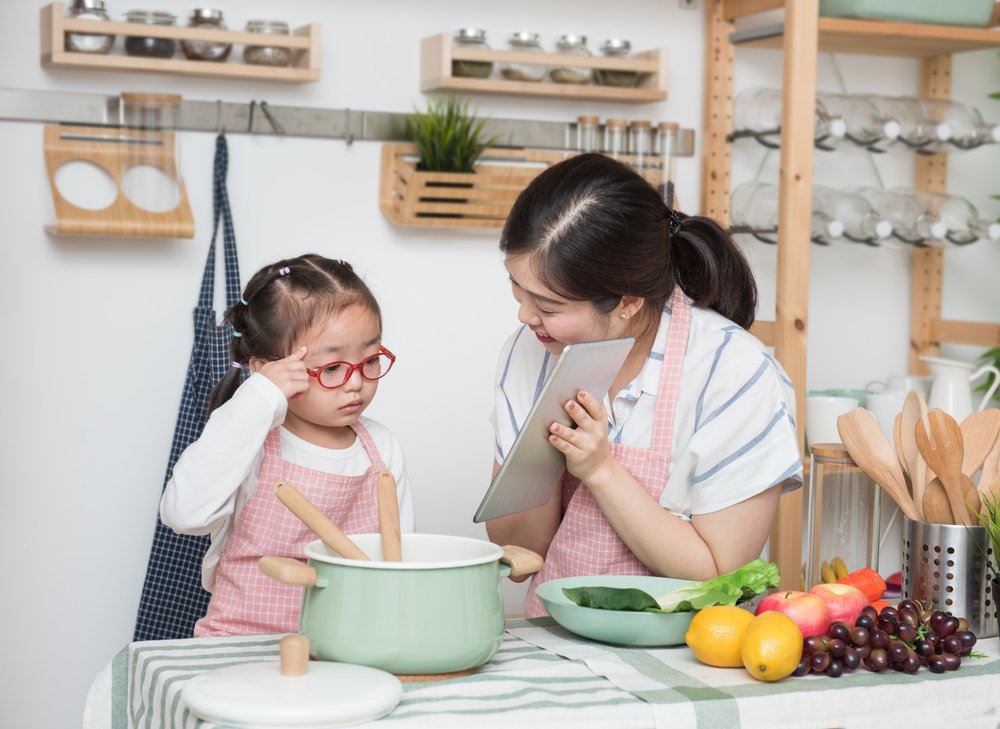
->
[535,575,697,647]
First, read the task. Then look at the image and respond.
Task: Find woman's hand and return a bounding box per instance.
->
[256,346,310,401]
[549,390,614,484]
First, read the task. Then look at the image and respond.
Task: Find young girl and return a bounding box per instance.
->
[485,154,802,617]
[161,254,414,636]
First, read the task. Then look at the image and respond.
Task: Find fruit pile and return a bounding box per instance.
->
[792,599,979,678]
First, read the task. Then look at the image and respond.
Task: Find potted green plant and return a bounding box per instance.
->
[406,96,497,173]
[973,491,1000,644]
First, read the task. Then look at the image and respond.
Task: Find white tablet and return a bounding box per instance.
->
[473,336,635,523]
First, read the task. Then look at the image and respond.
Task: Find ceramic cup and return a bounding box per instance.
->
[865,389,907,441]
[867,375,933,401]
[806,395,859,446]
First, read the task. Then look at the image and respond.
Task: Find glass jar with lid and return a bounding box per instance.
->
[576,115,599,153]
[123,10,177,58]
[65,0,115,55]
[243,20,292,67]
[180,8,231,62]
[500,32,546,83]
[656,121,680,207]
[594,38,638,88]
[603,118,627,159]
[549,34,592,85]
[452,28,493,79]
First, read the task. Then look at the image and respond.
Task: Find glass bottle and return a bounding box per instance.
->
[894,188,1000,245]
[732,88,847,150]
[243,20,292,67]
[918,99,1000,152]
[812,185,894,245]
[603,118,628,159]
[730,181,845,245]
[862,96,949,153]
[628,119,653,173]
[65,0,115,55]
[594,39,638,88]
[656,121,679,208]
[850,186,948,246]
[549,34,592,84]
[180,8,231,62]
[451,28,493,79]
[500,32,546,82]
[816,93,901,150]
[576,115,599,153]
[123,10,177,58]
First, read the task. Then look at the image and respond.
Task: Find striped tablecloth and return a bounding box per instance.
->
[86,618,1000,729]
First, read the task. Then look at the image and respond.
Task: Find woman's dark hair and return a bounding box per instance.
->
[499,153,757,332]
[207,254,381,414]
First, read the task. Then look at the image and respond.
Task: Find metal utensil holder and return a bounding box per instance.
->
[902,517,997,638]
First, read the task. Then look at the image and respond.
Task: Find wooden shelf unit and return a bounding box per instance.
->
[420,33,668,103]
[701,0,1000,590]
[40,2,320,83]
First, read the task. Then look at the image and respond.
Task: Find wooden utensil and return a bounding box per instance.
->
[922,477,954,524]
[893,412,913,497]
[837,408,920,520]
[274,480,370,560]
[376,469,402,562]
[959,409,1000,478]
[915,410,975,526]
[983,438,1000,488]
[900,390,929,521]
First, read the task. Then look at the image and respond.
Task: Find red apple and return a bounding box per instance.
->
[755,590,830,638]
[808,583,869,627]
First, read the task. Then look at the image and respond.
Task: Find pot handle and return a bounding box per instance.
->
[500,545,544,579]
[259,556,321,587]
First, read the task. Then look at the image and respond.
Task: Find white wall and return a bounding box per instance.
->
[1,2,998,727]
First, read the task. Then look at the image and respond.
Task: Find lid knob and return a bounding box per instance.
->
[280,634,310,677]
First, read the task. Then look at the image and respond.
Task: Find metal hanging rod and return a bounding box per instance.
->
[0,87,695,156]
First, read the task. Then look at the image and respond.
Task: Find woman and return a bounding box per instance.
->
[485,154,802,617]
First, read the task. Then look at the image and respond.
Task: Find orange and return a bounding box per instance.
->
[684,606,756,668]
[740,611,803,682]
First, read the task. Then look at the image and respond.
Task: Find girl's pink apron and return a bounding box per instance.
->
[524,289,692,617]
[195,423,383,636]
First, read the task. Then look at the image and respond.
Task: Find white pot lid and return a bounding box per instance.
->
[182,660,403,728]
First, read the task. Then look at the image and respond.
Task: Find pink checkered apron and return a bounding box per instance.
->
[524,289,692,617]
[194,423,383,636]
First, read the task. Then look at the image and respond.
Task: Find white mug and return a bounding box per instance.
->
[867,375,932,401]
[865,390,907,441]
[806,395,859,447]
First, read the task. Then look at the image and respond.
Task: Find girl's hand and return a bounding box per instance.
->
[258,346,310,401]
[549,390,613,484]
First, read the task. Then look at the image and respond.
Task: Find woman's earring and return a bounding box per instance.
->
[620,313,628,320]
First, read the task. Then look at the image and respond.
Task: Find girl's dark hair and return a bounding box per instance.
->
[207,254,381,414]
[499,153,757,332]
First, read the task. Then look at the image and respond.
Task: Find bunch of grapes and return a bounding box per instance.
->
[793,600,978,678]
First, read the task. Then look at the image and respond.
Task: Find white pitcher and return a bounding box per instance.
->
[920,355,1000,421]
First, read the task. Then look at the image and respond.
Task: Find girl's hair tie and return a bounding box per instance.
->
[232,331,243,337]
[240,297,249,306]
[666,207,683,235]
[278,266,291,276]
[231,361,243,369]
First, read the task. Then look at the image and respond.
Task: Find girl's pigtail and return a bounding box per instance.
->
[206,298,250,416]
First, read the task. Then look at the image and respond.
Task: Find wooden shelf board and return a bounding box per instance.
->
[732,17,1000,57]
[422,76,667,102]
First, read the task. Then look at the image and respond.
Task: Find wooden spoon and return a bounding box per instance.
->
[983,436,1000,488]
[893,412,913,497]
[922,477,954,524]
[959,409,1000,478]
[915,410,976,526]
[376,469,402,562]
[900,390,929,520]
[274,480,370,560]
[837,408,920,520]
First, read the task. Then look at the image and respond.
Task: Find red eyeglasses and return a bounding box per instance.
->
[305,345,396,389]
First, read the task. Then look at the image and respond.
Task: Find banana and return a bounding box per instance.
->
[821,560,837,584]
[832,556,849,580]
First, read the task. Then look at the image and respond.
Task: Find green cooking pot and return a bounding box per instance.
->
[260,534,542,675]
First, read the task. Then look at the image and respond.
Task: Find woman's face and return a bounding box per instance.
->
[505,254,628,356]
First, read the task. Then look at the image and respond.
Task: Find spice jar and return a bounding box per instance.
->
[452,28,493,79]
[577,115,599,153]
[603,118,627,159]
[123,10,177,58]
[180,8,231,62]
[549,34,592,85]
[629,119,653,169]
[500,32,546,83]
[65,0,115,55]
[243,19,293,67]
[656,121,680,207]
[594,39,638,88]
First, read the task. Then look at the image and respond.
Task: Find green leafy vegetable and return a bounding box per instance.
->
[562,559,780,614]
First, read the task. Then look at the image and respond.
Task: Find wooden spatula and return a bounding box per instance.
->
[376,469,402,562]
[893,412,913,497]
[959,409,1000,478]
[915,410,977,526]
[274,480,370,560]
[922,477,954,524]
[900,391,929,520]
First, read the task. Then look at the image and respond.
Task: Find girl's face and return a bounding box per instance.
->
[284,304,384,444]
[506,254,631,356]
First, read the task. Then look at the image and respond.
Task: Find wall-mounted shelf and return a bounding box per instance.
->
[40,2,320,83]
[420,33,668,103]
[731,16,1000,57]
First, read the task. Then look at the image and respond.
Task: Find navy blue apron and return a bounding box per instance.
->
[133,134,244,640]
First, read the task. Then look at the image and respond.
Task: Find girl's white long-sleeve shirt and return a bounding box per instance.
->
[160,373,415,591]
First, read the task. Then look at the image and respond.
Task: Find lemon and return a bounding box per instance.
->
[740,611,803,682]
[684,606,756,668]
